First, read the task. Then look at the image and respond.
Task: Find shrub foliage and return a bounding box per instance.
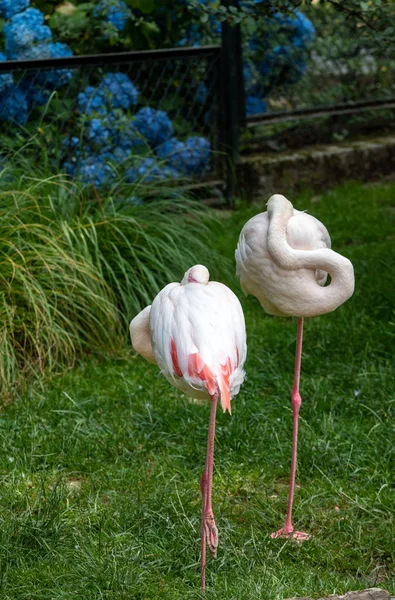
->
[0,167,217,396]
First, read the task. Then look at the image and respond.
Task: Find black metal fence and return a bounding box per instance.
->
[0,46,227,198]
[0,2,394,204]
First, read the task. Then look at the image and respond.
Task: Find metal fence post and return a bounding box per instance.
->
[220,0,244,206]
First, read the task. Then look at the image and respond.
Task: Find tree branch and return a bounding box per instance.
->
[325,0,379,33]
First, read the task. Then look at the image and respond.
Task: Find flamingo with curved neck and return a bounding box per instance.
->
[236,194,355,541]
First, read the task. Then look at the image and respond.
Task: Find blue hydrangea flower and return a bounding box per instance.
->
[246,96,267,116]
[93,0,130,32]
[125,158,178,183]
[156,138,183,160]
[133,108,174,149]
[87,117,114,145]
[0,0,30,20]
[99,73,139,110]
[19,81,51,107]
[114,118,146,151]
[78,85,108,116]
[157,136,211,176]
[177,23,202,48]
[4,8,52,59]
[209,15,222,37]
[177,135,211,176]
[177,3,220,44]
[18,42,73,89]
[66,155,114,188]
[0,53,13,94]
[291,11,316,48]
[0,85,29,124]
[195,83,208,104]
[179,0,213,5]
[62,136,80,153]
[239,0,268,5]
[101,146,131,164]
[273,10,315,49]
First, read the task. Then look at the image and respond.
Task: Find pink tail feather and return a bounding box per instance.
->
[218,358,232,414]
[219,382,231,414]
[187,353,233,414]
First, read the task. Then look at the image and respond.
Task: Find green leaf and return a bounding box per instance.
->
[77,3,95,10]
[139,20,160,35]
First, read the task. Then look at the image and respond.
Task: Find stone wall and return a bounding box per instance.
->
[236,135,395,201]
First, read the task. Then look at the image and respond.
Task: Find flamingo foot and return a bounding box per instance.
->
[270,526,311,542]
[204,513,218,558]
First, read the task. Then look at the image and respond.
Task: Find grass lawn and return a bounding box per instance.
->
[0,181,394,599]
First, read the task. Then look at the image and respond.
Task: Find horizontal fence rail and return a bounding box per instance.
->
[0,46,222,71]
[246,97,395,126]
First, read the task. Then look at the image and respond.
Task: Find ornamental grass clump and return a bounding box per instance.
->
[0,165,218,397]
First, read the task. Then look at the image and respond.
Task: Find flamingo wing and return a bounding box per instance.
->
[287,211,332,286]
[287,211,331,251]
[130,305,156,364]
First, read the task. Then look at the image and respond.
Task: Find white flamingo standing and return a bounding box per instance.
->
[235,194,354,541]
[130,265,247,589]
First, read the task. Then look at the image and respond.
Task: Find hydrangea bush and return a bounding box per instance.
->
[0,0,211,188]
[63,71,211,189]
[0,0,317,188]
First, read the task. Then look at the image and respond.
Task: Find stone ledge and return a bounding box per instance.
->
[237,135,395,201]
[285,587,391,600]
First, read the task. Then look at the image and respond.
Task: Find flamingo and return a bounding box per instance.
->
[235,194,354,541]
[129,264,247,589]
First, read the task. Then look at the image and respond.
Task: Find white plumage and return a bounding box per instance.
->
[235,194,355,317]
[130,265,247,413]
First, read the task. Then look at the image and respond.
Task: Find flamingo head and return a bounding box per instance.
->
[267,194,293,217]
[181,264,210,285]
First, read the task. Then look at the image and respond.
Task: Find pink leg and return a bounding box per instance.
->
[200,471,207,592]
[200,393,219,591]
[271,318,311,542]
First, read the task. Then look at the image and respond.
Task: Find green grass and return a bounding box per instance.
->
[0,181,394,599]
